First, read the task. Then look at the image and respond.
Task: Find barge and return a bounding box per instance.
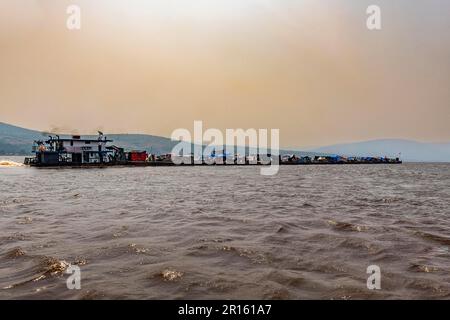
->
[24,134,402,167]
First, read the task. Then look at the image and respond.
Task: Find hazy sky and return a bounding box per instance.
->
[1,0,449,147]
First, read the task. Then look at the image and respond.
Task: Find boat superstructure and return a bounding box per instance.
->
[25,133,125,166]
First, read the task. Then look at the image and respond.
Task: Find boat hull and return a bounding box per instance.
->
[27,161,402,168]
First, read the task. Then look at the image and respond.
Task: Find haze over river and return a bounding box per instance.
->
[0,157,449,299]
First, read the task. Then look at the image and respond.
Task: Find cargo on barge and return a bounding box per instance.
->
[24,134,402,167]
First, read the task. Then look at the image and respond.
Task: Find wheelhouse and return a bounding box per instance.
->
[30,133,114,165]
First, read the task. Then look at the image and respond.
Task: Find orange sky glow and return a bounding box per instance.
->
[1,0,449,148]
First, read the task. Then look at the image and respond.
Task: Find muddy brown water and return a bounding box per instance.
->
[0,157,449,299]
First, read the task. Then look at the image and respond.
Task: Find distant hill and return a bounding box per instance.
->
[0,122,318,157]
[0,122,42,155]
[308,139,450,162]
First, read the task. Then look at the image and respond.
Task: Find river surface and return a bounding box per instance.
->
[0,157,449,299]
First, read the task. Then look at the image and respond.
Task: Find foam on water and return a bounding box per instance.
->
[0,160,24,167]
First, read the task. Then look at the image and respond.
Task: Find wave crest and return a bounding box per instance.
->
[0,160,24,167]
